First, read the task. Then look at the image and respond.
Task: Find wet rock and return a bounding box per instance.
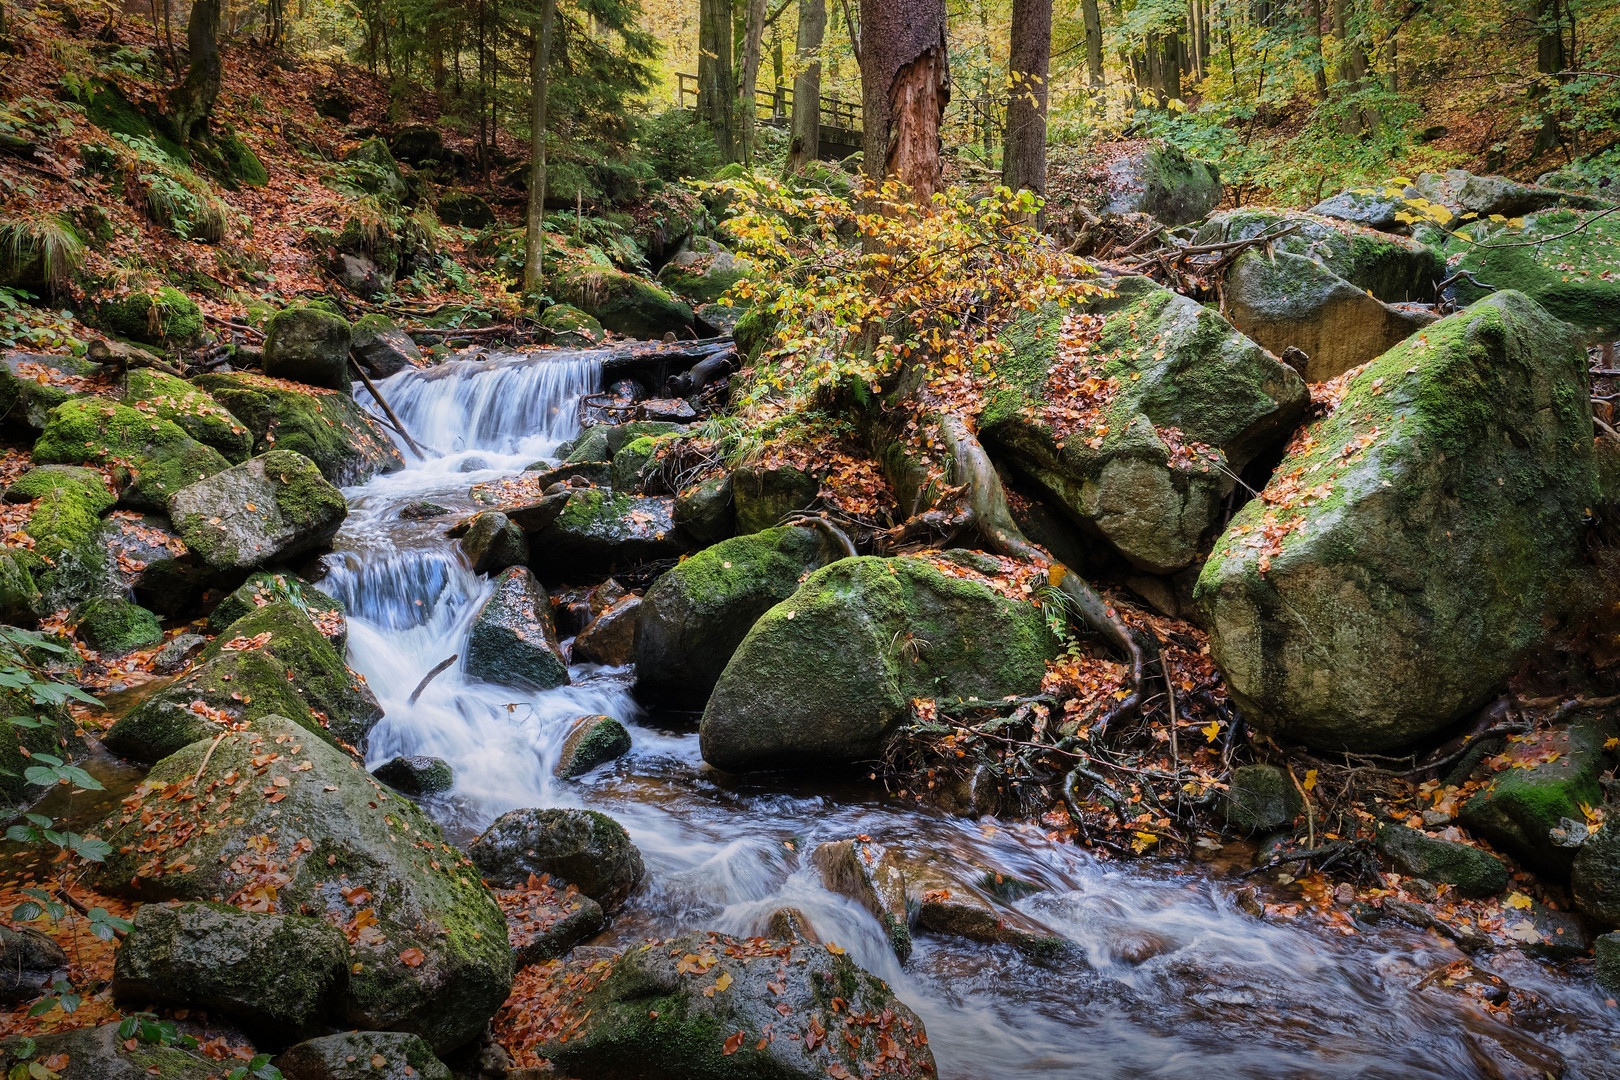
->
[0,1023,219,1080]
[458,510,528,575]
[524,462,611,494]
[672,474,733,546]
[464,567,569,692]
[602,421,685,458]
[538,304,604,348]
[1223,765,1302,833]
[1501,899,1591,960]
[98,512,210,618]
[1460,717,1612,878]
[351,314,425,378]
[571,595,640,666]
[275,1031,451,1080]
[1376,825,1509,898]
[529,490,689,579]
[635,527,834,703]
[1572,819,1620,926]
[610,435,669,494]
[209,570,347,650]
[637,398,698,423]
[469,807,644,910]
[1099,140,1221,226]
[400,500,451,520]
[91,715,514,1053]
[264,304,353,392]
[196,372,405,486]
[496,878,605,967]
[562,424,612,464]
[812,838,911,961]
[104,600,383,762]
[984,276,1308,573]
[731,463,819,534]
[0,924,65,1004]
[557,579,628,636]
[553,715,631,779]
[897,854,1059,954]
[656,237,751,305]
[72,596,162,655]
[701,555,1057,773]
[556,266,694,340]
[1596,932,1620,995]
[1197,294,1598,752]
[373,755,454,795]
[149,631,207,673]
[529,931,936,1080]
[111,900,348,1043]
[122,368,253,463]
[766,907,817,943]
[1447,207,1620,341]
[33,398,232,512]
[169,450,348,572]
[1223,250,1440,382]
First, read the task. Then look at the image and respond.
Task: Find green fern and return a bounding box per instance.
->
[0,212,86,293]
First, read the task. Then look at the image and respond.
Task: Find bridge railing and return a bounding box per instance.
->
[675,73,862,136]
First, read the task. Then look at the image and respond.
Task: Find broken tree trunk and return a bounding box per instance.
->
[858,0,950,202]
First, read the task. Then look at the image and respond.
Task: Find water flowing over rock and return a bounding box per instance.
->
[812,838,912,961]
[1197,293,1598,752]
[168,450,347,571]
[701,554,1057,772]
[553,714,632,778]
[463,567,569,692]
[90,715,513,1053]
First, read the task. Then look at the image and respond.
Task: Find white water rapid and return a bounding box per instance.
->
[323,349,1618,1080]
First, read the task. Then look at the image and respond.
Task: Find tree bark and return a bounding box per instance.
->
[1081,0,1104,101]
[738,0,768,163]
[1303,0,1328,100]
[859,0,950,203]
[1532,0,1566,154]
[522,0,558,297]
[1002,0,1051,220]
[699,0,739,162]
[785,0,827,174]
[170,0,221,147]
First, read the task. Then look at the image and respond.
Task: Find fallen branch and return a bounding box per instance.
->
[409,654,459,704]
[55,889,127,938]
[349,356,428,457]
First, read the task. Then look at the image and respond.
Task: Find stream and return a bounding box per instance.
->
[331,348,1620,1080]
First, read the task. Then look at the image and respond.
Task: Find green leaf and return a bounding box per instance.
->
[118,1017,139,1040]
[10,900,42,921]
[25,998,58,1018]
[69,835,111,862]
[29,753,62,767]
[22,766,60,787]
[6,825,39,843]
[58,765,102,791]
[5,715,47,728]
[24,813,52,828]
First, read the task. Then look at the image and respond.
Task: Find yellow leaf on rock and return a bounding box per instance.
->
[1504,892,1533,909]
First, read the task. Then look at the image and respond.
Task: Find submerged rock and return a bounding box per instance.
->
[469,807,644,909]
[1197,293,1597,752]
[528,931,936,1080]
[700,554,1057,773]
[169,450,347,571]
[111,900,348,1043]
[812,838,912,961]
[91,715,513,1053]
[275,1031,451,1080]
[464,567,569,692]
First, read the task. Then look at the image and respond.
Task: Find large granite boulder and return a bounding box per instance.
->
[122,368,253,462]
[464,567,569,691]
[701,554,1057,772]
[1193,208,1446,303]
[1100,140,1222,226]
[264,304,354,392]
[32,398,231,512]
[1197,293,1598,751]
[168,450,347,571]
[1447,207,1620,342]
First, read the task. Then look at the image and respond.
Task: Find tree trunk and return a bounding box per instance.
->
[785,0,827,174]
[1532,0,1566,154]
[699,0,738,162]
[1002,0,1051,220]
[1303,0,1328,100]
[859,0,950,203]
[522,0,558,298]
[1081,0,1104,101]
[169,0,221,147]
[738,0,768,163]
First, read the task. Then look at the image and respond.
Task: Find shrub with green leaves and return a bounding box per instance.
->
[111,134,231,242]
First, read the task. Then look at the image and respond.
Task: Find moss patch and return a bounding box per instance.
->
[123,369,252,462]
[193,372,403,485]
[33,397,230,510]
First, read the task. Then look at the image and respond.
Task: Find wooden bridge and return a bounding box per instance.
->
[676,74,863,162]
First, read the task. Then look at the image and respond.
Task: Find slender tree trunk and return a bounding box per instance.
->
[523,0,558,297]
[170,0,221,147]
[1303,0,1328,99]
[699,0,738,161]
[859,0,950,203]
[738,0,767,163]
[1532,0,1566,154]
[1002,0,1051,222]
[1081,0,1104,107]
[785,0,827,173]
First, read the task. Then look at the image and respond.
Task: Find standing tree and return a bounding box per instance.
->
[698,0,738,161]
[1002,0,1051,221]
[523,0,558,297]
[1081,0,1104,102]
[858,0,950,202]
[737,0,768,162]
[785,0,827,173]
[170,0,221,147]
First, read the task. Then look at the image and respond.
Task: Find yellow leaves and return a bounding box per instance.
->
[703,970,733,997]
[1202,720,1222,743]
[1302,769,1318,792]
[1503,891,1533,910]
[1604,737,1618,751]
[824,942,845,955]
[1130,831,1159,853]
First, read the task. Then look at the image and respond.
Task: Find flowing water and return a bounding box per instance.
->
[333,350,1620,1080]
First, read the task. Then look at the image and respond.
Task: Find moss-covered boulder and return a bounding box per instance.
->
[655,238,751,305]
[209,570,347,649]
[72,596,161,655]
[1222,764,1302,833]
[264,304,354,393]
[529,490,691,579]
[194,372,404,485]
[1410,168,1614,220]
[635,527,834,703]
[458,510,528,576]
[8,465,115,565]
[103,600,382,761]
[373,755,454,796]
[351,314,425,379]
[553,714,631,779]
[122,369,252,462]
[90,715,513,1053]
[340,138,409,203]
[556,266,694,340]
[672,474,733,545]
[33,398,232,511]
[1574,820,1620,927]
[610,435,666,494]
[1458,717,1613,879]
[276,1031,451,1080]
[731,463,819,535]
[983,276,1309,573]
[1448,208,1620,341]
[528,931,935,1080]
[464,567,569,692]
[0,351,103,436]
[169,451,347,571]
[111,900,348,1044]
[438,192,494,228]
[1376,824,1510,898]
[1197,293,1598,752]
[469,807,643,909]
[1192,209,1445,304]
[701,554,1057,773]
[537,303,603,348]
[91,286,204,347]
[0,551,41,624]
[1098,140,1222,226]
[0,1023,219,1080]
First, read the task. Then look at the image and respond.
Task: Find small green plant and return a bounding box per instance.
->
[118,1013,198,1050]
[0,213,85,294]
[110,135,231,242]
[226,1055,284,1080]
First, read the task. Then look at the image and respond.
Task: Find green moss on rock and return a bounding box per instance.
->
[194,372,404,485]
[32,399,230,511]
[556,266,694,340]
[72,596,162,655]
[538,303,603,348]
[92,287,204,347]
[1450,208,1620,339]
[123,369,252,462]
